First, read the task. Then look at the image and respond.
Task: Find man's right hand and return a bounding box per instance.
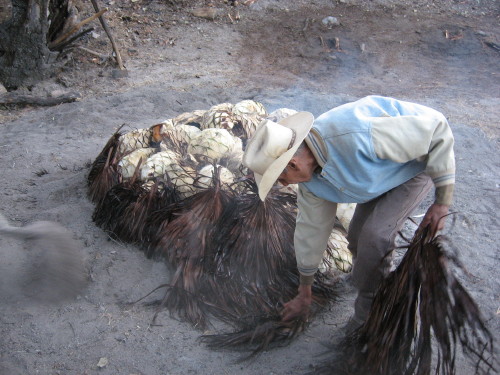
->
[280,284,313,322]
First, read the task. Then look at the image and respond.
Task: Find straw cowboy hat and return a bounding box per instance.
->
[242,111,314,201]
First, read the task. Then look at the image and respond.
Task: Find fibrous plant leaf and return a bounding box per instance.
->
[200,180,337,355]
[312,227,497,375]
[148,167,237,329]
[92,180,143,239]
[87,129,123,203]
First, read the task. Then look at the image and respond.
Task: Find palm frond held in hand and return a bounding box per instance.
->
[313,227,496,375]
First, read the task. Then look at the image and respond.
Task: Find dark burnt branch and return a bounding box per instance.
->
[0,91,81,106]
[48,8,107,49]
[52,28,94,52]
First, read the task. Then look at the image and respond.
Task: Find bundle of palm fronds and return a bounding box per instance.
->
[92,179,144,240]
[201,312,308,359]
[201,270,335,360]
[92,179,181,244]
[208,180,337,319]
[312,227,497,375]
[145,169,237,328]
[143,178,337,354]
[209,180,299,317]
[87,128,122,204]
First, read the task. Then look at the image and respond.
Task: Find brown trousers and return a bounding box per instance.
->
[346,173,433,323]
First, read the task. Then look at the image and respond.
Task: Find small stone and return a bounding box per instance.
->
[322,16,340,28]
[97,357,108,368]
[191,7,218,20]
[50,89,66,97]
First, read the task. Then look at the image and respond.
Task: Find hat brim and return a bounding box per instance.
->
[256,111,314,201]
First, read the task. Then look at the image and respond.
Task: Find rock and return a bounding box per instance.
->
[97,357,108,368]
[191,7,218,20]
[322,16,340,28]
[0,83,7,94]
[50,89,67,97]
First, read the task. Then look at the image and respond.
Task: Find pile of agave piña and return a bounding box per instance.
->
[87,100,355,353]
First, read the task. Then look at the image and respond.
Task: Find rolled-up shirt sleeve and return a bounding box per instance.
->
[295,184,338,284]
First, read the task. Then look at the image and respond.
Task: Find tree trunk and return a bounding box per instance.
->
[0,0,67,90]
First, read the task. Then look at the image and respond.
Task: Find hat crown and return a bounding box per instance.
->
[243,120,295,175]
[242,111,314,200]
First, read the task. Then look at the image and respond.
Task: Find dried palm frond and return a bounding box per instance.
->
[148,168,238,328]
[208,181,299,318]
[199,179,337,354]
[93,151,182,245]
[313,227,497,375]
[201,313,308,360]
[219,182,297,275]
[139,183,183,259]
[201,271,336,360]
[114,181,180,244]
[92,179,144,239]
[87,128,123,203]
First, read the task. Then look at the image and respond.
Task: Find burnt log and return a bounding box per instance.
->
[0,90,81,106]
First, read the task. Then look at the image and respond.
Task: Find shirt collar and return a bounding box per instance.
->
[304,129,327,168]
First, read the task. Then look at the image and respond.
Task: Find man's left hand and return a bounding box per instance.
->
[419,203,449,238]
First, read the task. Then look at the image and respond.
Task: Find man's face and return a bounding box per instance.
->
[276,159,313,186]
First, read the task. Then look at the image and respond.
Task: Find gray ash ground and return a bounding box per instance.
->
[1,0,498,374]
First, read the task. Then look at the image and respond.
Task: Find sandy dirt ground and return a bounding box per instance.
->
[0,0,499,374]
